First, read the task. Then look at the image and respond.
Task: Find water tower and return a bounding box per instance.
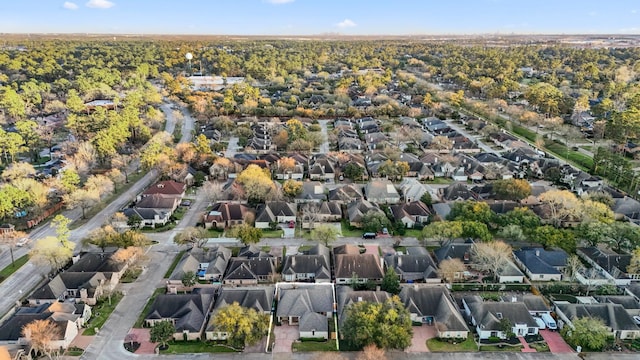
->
[185,52,193,75]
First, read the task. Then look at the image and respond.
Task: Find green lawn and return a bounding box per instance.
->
[340,221,363,237]
[292,341,338,352]
[544,141,593,170]
[423,178,453,184]
[261,229,284,238]
[160,341,238,354]
[164,250,186,278]
[512,124,538,142]
[120,266,143,283]
[0,255,29,283]
[82,292,124,335]
[403,229,422,238]
[427,337,478,352]
[134,288,166,328]
[480,344,523,352]
[530,342,550,352]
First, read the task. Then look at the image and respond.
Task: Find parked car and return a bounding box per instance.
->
[533,317,546,330]
[633,316,640,325]
[541,313,557,330]
[362,232,377,239]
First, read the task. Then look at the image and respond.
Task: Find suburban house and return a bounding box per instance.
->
[273,160,304,180]
[254,201,297,229]
[300,201,342,229]
[440,182,477,202]
[364,179,401,204]
[295,181,327,203]
[434,240,474,266]
[203,202,252,230]
[333,245,384,284]
[336,287,391,326]
[497,261,526,283]
[167,247,232,292]
[501,295,551,317]
[145,289,215,341]
[400,285,469,339]
[123,207,171,229]
[328,184,363,204]
[276,284,334,340]
[463,295,539,340]
[577,247,638,286]
[141,180,186,199]
[513,248,568,282]
[554,302,640,339]
[29,272,106,306]
[389,201,431,228]
[223,256,278,286]
[309,157,336,181]
[594,296,640,317]
[384,247,440,283]
[67,251,129,289]
[346,199,383,228]
[0,302,90,347]
[205,286,274,341]
[281,244,331,283]
[398,178,438,203]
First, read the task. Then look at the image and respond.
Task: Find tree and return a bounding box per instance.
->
[492,179,531,201]
[64,188,100,219]
[449,90,465,108]
[0,230,27,268]
[607,222,640,253]
[111,154,134,183]
[628,248,640,275]
[22,319,61,360]
[448,201,494,225]
[356,344,387,360]
[343,163,365,181]
[311,224,339,246]
[342,296,412,350]
[59,169,80,193]
[420,192,432,206]
[282,179,303,198]
[174,226,208,248]
[1,162,36,182]
[497,207,540,230]
[381,267,400,295]
[564,255,584,282]
[30,236,75,273]
[150,320,175,349]
[538,190,580,227]
[497,224,526,242]
[229,224,262,244]
[575,222,609,247]
[361,210,391,233]
[461,221,492,241]
[530,226,576,253]
[181,271,196,287]
[471,241,512,277]
[212,302,269,349]
[429,135,454,150]
[561,317,611,351]
[85,225,119,252]
[438,258,466,283]
[419,221,463,245]
[236,164,277,204]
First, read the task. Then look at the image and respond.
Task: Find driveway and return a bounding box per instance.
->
[317,120,330,154]
[273,324,298,353]
[225,137,239,158]
[407,324,435,352]
[540,330,574,353]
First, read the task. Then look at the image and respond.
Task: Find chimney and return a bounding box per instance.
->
[535,249,540,257]
[511,296,517,303]
[357,297,363,302]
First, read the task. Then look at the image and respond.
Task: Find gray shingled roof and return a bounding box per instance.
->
[513,248,567,275]
[384,254,439,281]
[400,285,469,332]
[336,287,391,326]
[276,286,333,318]
[334,253,384,280]
[282,244,331,280]
[146,293,214,332]
[556,303,640,331]
[464,295,537,330]
[299,312,328,333]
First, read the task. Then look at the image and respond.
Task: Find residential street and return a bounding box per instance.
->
[317,119,330,154]
[0,100,188,320]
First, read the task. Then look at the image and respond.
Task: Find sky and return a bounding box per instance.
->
[0,0,639,35]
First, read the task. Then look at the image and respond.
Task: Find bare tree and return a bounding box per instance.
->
[174,227,208,248]
[301,203,322,230]
[202,181,224,204]
[0,230,28,268]
[22,319,61,360]
[356,344,387,360]
[438,258,466,283]
[471,241,512,277]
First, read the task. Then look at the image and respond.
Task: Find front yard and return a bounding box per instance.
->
[159,341,238,354]
[292,340,338,352]
[427,337,478,352]
[82,292,124,335]
[134,287,166,328]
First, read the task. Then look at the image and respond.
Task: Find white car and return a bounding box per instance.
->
[634,316,640,325]
[533,317,546,330]
[16,237,30,247]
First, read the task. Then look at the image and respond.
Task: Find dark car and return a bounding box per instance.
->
[362,232,377,239]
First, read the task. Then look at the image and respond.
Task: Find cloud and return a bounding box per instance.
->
[336,19,356,28]
[63,1,78,10]
[86,0,114,9]
[264,0,295,4]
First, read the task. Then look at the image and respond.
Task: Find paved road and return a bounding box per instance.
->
[445,120,497,154]
[225,137,239,158]
[317,119,330,154]
[0,100,188,321]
